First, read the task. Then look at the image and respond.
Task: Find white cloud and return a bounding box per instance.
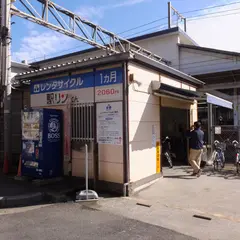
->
[77,6,104,21]
[113,0,147,8]
[186,1,240,52]
[13,0,148,62]
[12,29,75,62]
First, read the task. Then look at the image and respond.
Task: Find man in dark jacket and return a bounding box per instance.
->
[188,121,204,177]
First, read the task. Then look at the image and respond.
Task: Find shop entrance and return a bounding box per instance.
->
[161,107,190,166]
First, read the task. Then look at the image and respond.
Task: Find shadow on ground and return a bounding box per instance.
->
[163,164,240,180]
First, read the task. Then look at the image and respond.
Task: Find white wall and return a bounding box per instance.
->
[133,33,180,68]
[128,62,198,183]
[128,62,161,182]
[179,48,240,75]
[11,62,30,81]
[179,31,197,46]
[35,31,186,70]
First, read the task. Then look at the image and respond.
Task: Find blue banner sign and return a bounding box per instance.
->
[30,67,123,95]
[95,67,123,87]
[31,72,94,94]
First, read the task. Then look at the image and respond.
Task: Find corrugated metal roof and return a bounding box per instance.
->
[14,51,203,86]
[13,52,132,86]
[17,52,123,76]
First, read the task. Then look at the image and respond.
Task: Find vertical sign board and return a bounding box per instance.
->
[95,67,123,102]
[152,125,156,147]
[215,126,221,135]
[97,102,123,145]
[156,141,161,173]
[95,67,124,145]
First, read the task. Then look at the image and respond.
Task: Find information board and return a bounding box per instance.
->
[97,102,123,145]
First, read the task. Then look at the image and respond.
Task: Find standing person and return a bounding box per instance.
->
[188,121,204,177]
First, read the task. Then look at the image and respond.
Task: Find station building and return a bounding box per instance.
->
[13,50,232,195]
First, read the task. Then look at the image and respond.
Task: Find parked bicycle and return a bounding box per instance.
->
[212,140,226,171]
[162,136,175,168]
[232,140,240,174]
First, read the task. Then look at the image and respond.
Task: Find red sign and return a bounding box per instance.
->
[96,88,120,96]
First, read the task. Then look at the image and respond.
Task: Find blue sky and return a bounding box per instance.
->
[11,0,240,62]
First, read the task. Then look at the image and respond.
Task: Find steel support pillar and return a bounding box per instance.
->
[168,2,171,29]
[208,103,213,154]
[1,0,12,172]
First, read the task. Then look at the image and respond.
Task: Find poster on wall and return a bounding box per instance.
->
[97,101,123,145]
[152,125,156,147]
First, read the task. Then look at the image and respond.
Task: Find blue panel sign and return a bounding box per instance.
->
[31,72,94,94]
[95,67,123,87]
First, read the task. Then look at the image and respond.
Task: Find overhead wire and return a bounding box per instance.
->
[26,1,240,62]
[179,1,240,15]
[187,8,240,21]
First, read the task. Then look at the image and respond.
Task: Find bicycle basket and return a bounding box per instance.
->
[215,142,226,151]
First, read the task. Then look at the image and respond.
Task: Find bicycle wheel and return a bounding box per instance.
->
[237,162,240,174]
[165,152,173,168]
[213,160,218,171]
[221,153,225,169]
[213,154,219,171]
[217,161,220,171]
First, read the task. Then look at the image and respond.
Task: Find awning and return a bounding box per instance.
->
[205,93,232,109]
[153,83,233,109]
[156,83,200,99]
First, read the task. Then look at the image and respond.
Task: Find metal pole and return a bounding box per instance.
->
[0,0,2,87]
[1,0,12,171]
[45,0,48,21]
[85,143,88,200]
[208,103,213,154]
[168,2,171,29]
[184,18,187,32]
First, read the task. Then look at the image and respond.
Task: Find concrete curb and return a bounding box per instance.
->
[0,177,85,208]
[0,192,45,208]
[45,192,69,203]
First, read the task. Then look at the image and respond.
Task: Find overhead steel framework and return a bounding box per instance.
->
[11,0,170,65]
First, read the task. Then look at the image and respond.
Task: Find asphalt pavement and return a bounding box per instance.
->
[0,203,196,240]
[91,166,240,240]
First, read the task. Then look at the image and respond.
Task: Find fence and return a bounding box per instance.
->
[211,125,240,163]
